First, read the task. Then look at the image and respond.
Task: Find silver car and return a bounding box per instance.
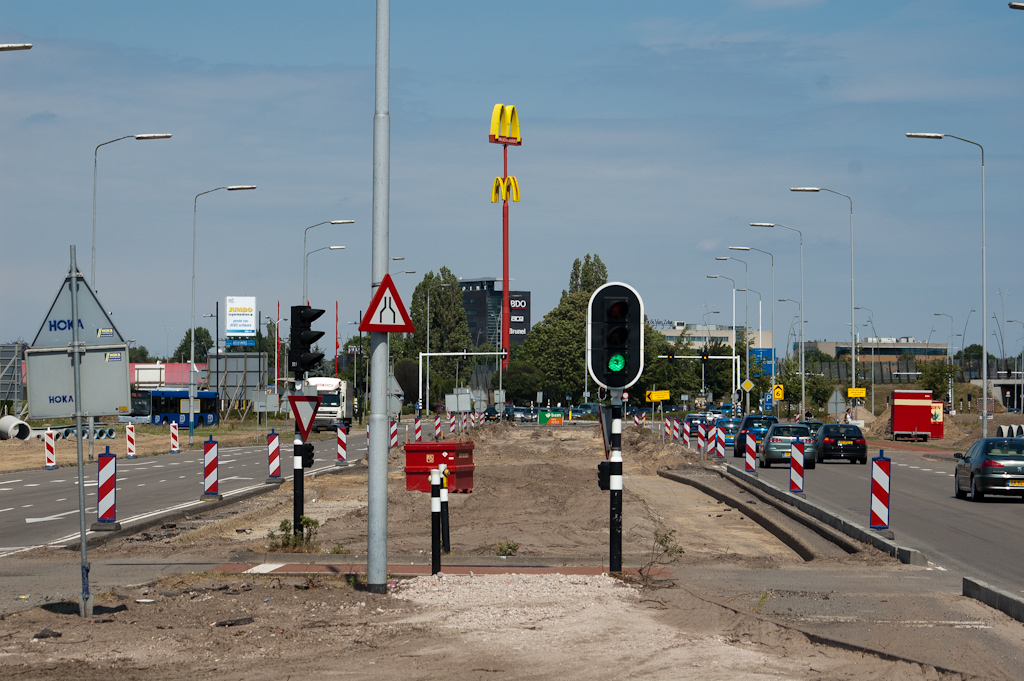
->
[761,423,817,469]
[954,438,1024,501]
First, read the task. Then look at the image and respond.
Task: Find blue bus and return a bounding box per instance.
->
[120,388,219,426]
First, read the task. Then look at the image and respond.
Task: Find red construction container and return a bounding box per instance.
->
[404,440,475,493]
[890,389,942,441]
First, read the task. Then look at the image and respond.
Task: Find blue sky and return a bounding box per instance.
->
[2,1,1023,361]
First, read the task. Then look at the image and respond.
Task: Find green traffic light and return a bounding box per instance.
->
[607,353,626,372]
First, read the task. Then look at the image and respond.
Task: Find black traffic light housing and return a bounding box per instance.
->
[290,305,326,378]
[297,442,315,468]
[587,282,644,390]
[597,461,611,491]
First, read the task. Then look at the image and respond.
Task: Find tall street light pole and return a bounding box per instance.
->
[92,133,172,291]
[752,222,804,415]
[302,220,355,303]
[732,245,774,409]
[1007,319,1024,411]
[936,312,955,409]
[304,246,345,304]
[857,306,877,415]
[779,298,804,415]
[707,274,736,403]
[190,185,256,445]
[717,256,749,412]
[791,187,855,416]
[426,282,452,414]
[700,309,720,396]
[738,287,762,408]
[906,133,987,435]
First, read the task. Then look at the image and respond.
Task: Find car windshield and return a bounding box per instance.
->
[772,426,810,437]
[717,421,739,433]
[824,425,863,438]
[744,418,776,430]
[984,441,1024,457]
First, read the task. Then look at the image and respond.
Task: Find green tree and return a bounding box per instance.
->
[172,327,214,363]
[405,267,472,406]
[129,345,155,363]
[919,361,958,401]
[496,360,546,405]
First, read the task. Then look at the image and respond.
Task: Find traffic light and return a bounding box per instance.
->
[586,282,644,390]
[597,461,611,490]
[297,442,315,468]
[290,305,326,378]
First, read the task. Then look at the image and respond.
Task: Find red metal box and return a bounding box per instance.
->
[404,440,475,493]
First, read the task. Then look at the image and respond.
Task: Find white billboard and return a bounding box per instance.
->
[225,296,257,337]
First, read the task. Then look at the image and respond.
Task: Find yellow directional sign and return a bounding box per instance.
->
[646,390,670,402]
[848,387,866,398]
[741,379,754,392]
[773,384,785,401]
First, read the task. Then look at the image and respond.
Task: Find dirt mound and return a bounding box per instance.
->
[865,408,891,437]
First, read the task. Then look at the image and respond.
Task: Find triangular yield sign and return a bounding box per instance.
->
[289,395,323,441]
[359,273,415,333]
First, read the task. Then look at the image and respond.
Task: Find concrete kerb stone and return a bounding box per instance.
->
[963,577,1024,625]
[724,464,928,566]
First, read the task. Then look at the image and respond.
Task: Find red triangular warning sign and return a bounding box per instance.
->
[289,395,323,441]
[359,273,415,333]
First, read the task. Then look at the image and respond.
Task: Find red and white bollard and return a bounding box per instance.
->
[90,446,120,531]
[682,420,691,447]
[336,426,348,465]
[435,414,442,439]
[125,422,136,459]
[672,418,680,441]
[449,413,456,435]
[415,416,422,442]
[716,428,726,458]
[200,435,221,501]
[267,429,282,483]
[697,424,706,452]
[390,421,398,448]
[170,422,180,453]
[664,419,670,438]
[870,451,891,530]
[707,426,717,456]
[790,442,804,493]
[633,414,639,427]
[745,434,757,474]
[462,413,468,433]
[366,423,370,447]
[44,428,56,470]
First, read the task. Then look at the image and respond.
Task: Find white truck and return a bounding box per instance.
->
[304,376,354,431]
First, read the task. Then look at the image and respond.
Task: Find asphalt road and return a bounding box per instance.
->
[745,443,1024,598]
[0,431,368,557]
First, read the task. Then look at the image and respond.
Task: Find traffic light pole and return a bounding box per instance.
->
[293,394,304,538]
[609,389,623,573]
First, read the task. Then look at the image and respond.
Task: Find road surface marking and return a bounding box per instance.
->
[0,508,13,513]
[23,484,39,487]
[25,509,78,523]
[0,479,24,485]
[243,563,286,574]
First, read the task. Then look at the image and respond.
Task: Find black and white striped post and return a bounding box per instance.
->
[430,467,442,575]
[609,390,623,573]
[439,463,451,553]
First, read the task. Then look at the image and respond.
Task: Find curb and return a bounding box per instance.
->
[724,464,928,566]
[963,577,1024,625]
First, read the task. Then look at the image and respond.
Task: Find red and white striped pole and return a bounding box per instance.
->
[682,420,691,447]
[125,422,136,459]
[633,414,639,427]
[415,415,422,442]
[90,446,120,531]
[336,426,348,465]
[462,412,467,433]
[697,424,706,452]
[870,450,891,530]
[266,429,282,483]
[390,421,398,448]
[449,413,456,435]
[435,414,442,440]
[745,433,757,474]
[169,422,179,453]
[200,435,221,501]
[366,423,370,448]
[663,419,670,439]
[43,428,56,470]
[716,428,726,459]
[707,426,717,456]
[790,442,804,493]
[672,418,680,441]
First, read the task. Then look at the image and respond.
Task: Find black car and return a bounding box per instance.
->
[954,438,1024,501]
[502,405,514,421]
[813,423,867,464]
[733,414,779,457]
[484,405,500,422]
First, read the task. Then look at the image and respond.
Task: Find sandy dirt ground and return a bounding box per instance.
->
[0,423,1018,679]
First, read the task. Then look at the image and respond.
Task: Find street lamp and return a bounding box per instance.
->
[0,44,32,51]
[302,220,355,302]
[190,185,256,445]
[738,287,762,408]
[935,311,955,410]
[752,222,804,417]
[857,306,878,415]
[426,282,453,413]
[92,133,173,291]
[1011,3,1024,9]
[707,274,737,399]
[779,298,805,415]
[304,246,345,304]
[906,132,987,434]
[732,245,775,406]
[1007,320,1024,412]
[717,255,749,411]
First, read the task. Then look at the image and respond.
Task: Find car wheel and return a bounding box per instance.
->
[805,459,815,470]
[858,457,867,465]
[971,477,985,502]
[762,457,771,468]
[954,475,967,500]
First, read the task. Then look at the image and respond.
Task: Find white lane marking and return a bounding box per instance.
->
[50,480,66,483]
[21,504,32,508]
[55,498,66,502]
[909,466,920,469]
[137,484,145,487]
[25,509,78,523]
[23,484,40,487]
[170,462,180,466]
[153,465,165,468]
[0,479,24,485]
[179,476,186,479]
[0,488,13,491]
[116,477,128,482]
[920,468,932,472]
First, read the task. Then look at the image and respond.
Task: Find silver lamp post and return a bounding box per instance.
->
[857,306,877,415]
[732,245,775,409]
[92,133,172,291]
[791,187,855,416]
[752,222,804,416]
[1007,320,1024,412]
[304,246,345,304]
[302,220,355,303]
[906,133,987,435]
[935,312,955,411]
[425,282,452,414]
[0,44,32,51]
[190,185,256,445]
[738,287,762,408]
[717,256,749,412]
[707,274,737,400]
[779,298,804,414]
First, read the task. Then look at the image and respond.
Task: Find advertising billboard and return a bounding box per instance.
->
[225,296,257,337]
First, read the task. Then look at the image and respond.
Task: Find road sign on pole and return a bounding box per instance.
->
[359,273,415,333]
[741,379,754,392]
[288,395,323,441]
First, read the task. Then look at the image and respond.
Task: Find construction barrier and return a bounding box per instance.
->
[390,421,398,448]
[91,446,120,531]
[125,423,136,459]
[870,451,891,530]
[415,416,422,442]
[404,439,475,493]
[716,428,726,459]
[745,434,757,474]
[672,418,680,441]
[697,424,706,452]
[790,442,804,493]
[336,426,348,465]
[682,420,690,447]
[170,422,180,453]
[267,429,282,483]
[435,414,442,439]
[44,428,56,469]
[201,435,221,501]
[449,413,456,435]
